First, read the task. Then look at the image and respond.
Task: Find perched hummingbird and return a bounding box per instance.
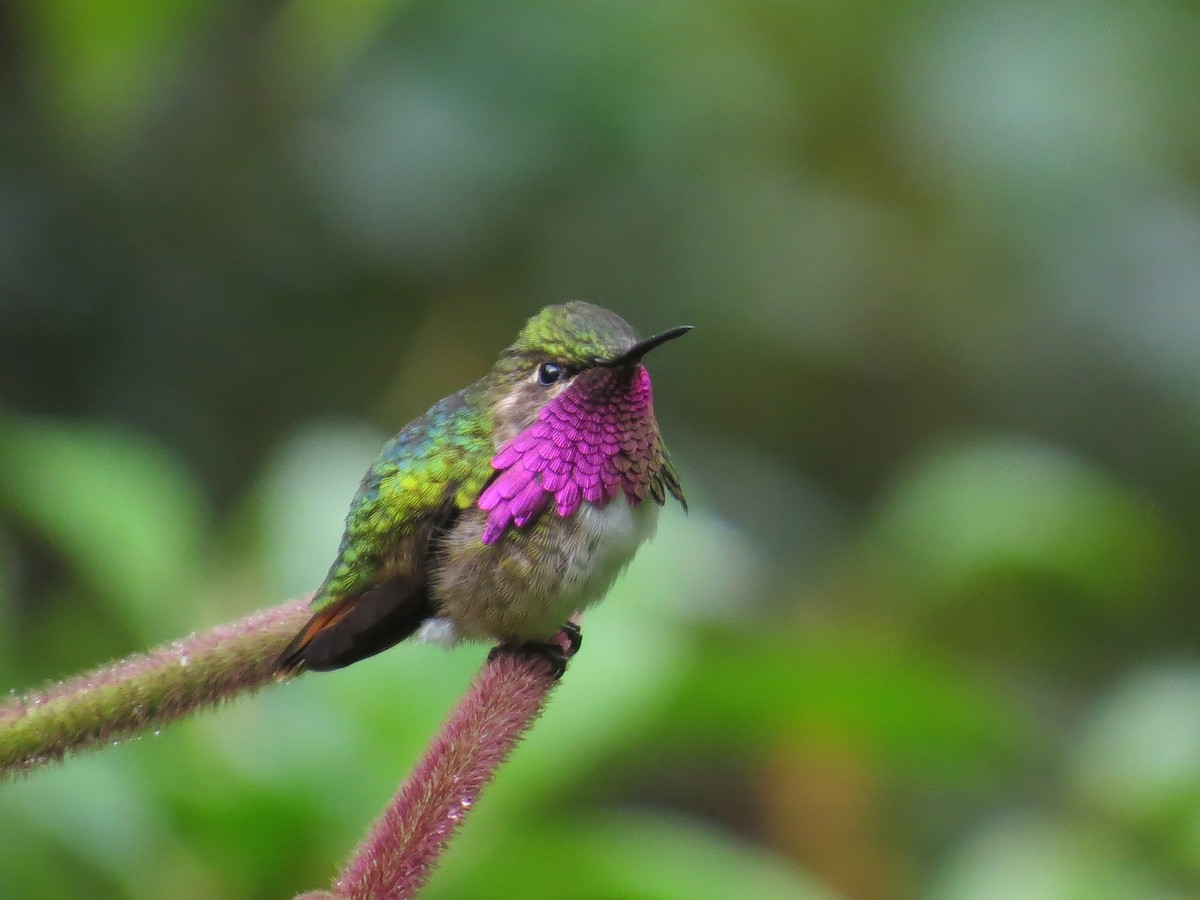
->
[275,302,690,677]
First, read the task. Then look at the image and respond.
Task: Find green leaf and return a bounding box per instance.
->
[430,811,841,900]
[0,416,209,638]
[1071,663,1200,856]
[929,812,1186,900]
[872,436,1176,611]
[19,0,218,145]
[656,631,1031,779]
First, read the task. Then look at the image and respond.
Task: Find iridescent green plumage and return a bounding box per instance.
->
[508,303,638,362]
[313,389,494,610]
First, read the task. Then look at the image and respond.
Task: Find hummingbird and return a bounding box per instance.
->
[275,302,690,677]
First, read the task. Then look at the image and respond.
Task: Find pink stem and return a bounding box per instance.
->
[332,642,568,900]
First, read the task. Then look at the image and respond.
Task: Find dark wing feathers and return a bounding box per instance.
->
[274,501,462,674]
[279,576,436,672]
[273,389,492,676]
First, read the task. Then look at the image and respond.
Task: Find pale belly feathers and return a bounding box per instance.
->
[419,498,660,645]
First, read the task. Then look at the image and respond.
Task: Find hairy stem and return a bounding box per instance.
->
[331,642,568,900]
[3,599,574,900]
[0,599,310,777]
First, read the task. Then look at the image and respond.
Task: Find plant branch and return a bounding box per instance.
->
[3,598,575,899]
[329,640,570,900]
[0,599,310,777]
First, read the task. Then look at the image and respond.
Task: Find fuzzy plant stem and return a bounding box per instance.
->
[329,639,570,900]
[0,599,311,777]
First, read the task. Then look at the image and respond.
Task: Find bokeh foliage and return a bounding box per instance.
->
[3,0,1200,897]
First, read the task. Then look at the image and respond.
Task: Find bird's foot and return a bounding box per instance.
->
[488,623,583,680]
[559,620,583,656]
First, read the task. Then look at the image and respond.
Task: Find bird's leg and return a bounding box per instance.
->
[487,622,583,680]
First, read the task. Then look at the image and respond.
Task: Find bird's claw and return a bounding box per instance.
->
[559,621,583,656]
[488,622,583,680]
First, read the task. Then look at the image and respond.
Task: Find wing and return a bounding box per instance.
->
[275,388,493,673]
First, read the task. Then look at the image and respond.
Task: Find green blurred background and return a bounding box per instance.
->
[2,1,1200,897]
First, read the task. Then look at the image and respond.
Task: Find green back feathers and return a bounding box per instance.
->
[312,387,493,609]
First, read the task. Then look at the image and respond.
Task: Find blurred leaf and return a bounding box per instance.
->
[0,754,169,898]
[19,0,219,145]
[657,631,1031,779]
[0,524,16,666]
[892,0,1177,207]
[872,436,1176,611]
[927,812,1186,900]
[618,502,768,625]
[0,416,209,638]
[266,0,400,89]
[254,420,386,601]
[1070,662,1200,864]
[431,811,841,900]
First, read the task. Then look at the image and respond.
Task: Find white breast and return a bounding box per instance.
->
[421,497,662,646]
[564,498,661,608]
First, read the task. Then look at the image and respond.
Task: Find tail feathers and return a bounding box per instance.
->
[274,577,434,674]
[275,602,355,674]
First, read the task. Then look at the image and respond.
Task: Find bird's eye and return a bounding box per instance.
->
[537,362,563,385]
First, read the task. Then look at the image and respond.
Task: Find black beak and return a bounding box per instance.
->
[603,325,693,369]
